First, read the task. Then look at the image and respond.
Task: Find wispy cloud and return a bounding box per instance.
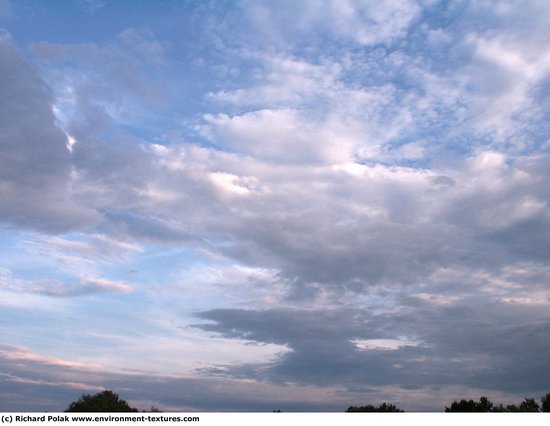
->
[0,268,132,297]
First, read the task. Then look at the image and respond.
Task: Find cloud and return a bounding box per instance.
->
[207,53,342,109]
[201,109,356,164]
[98,210,200,246]
[0,344,357,412]
[461,32,550,140]
[0,265,132,297]
[232,0,421,49]
[79,277,133,294]
[194,301,550,394]
[22,234,143,269]
[0,36,98,232]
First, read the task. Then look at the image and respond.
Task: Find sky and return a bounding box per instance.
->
[0,0,549,412]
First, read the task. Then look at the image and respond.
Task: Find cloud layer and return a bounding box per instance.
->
[0,0,549,411]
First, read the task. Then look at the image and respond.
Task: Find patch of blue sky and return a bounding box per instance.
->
[108,245,200,284]
[0,296,87,354]
[516,110,550,154]
[0,226,26,260]
[0,232,68,281]
[1,1,109,45]
[0,298,155,365]
[2,1,174,45]
[415,0,470,30]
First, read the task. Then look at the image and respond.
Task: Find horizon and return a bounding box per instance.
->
[1,0,549,412]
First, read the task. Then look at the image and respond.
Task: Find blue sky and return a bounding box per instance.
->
[1,0,549,412]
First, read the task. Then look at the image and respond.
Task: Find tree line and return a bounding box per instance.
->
[443,395,549,412]
[64,390,550,412]
[347,393,550,412]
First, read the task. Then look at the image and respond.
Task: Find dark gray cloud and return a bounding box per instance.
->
[194,308,418,387]
[189,149,550,305]
[0,37,97,232]
[194,302,550,395]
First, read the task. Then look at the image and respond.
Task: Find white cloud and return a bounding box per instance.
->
[209,172,257,196]
[201,109,359,164]
[352,337,421,351]
[0,344,102,371]
[207,53,342,108]
[242,0,421,47]
[23,234,142,265]
[463,32,550,139]
[81,277,133,294]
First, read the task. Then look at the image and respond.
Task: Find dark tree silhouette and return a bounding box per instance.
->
[541,393,550,412]
[445,396,493,412]
[65,390,138,412]
[446,394,550,412]
[347,403,404,412]
[519,398,539,412]
[494,400,539,412]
